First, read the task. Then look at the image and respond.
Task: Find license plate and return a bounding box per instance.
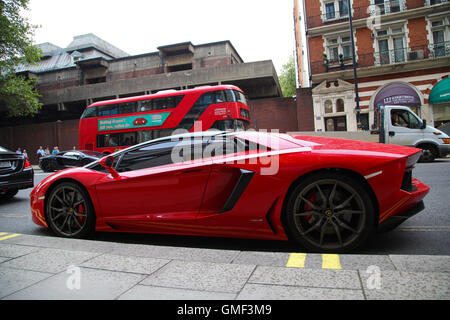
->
[0,161,11,168]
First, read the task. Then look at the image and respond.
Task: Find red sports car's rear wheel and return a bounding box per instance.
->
[45,182,95,238]
[285,172,375,253]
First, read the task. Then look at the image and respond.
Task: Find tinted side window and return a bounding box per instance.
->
[117,141,179,172]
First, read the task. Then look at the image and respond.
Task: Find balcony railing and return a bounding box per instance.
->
[430,41,450,58]
[374,48,407,65]
[306,1,407,29]
[310,42,450,74]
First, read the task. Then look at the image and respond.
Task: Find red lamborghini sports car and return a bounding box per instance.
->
[30,131,429,252]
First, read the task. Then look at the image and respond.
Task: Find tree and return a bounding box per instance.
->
[279,55,297,97]
[0,0,42,117]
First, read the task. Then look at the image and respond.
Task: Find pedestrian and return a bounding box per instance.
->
[16,147,22,154]
[44,146,50,156]
[36,146,45,160]
[52,146,59,154]
[23,149,28,159]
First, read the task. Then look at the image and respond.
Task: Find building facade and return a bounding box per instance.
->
[295,0,450,132]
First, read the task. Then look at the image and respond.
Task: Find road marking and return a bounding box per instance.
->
[286,253,307,268]
[0,232,7,236]
[0,233,21,241]
[322,254,342,269]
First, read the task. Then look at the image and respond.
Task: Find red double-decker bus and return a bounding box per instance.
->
[79,85,251,154]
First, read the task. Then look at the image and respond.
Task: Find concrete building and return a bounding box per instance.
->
[1,34,290,163]
[8,33,281,126]
[295,0,450,132]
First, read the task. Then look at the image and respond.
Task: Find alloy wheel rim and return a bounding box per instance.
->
[48,186,88,236]
[293,179,366,250]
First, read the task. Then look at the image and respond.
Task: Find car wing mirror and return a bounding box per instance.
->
[421,119,427,129]
[99,156,120,179]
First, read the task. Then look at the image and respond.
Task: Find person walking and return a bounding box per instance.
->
[23,149,28,159]
[52,146,59,154]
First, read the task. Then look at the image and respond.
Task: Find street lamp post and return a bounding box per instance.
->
[347,0,362,131]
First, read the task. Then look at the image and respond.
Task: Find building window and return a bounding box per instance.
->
[324,100,333,113]
[336,99,345,112]
[323,0,349,21]
[373,0,403,15]
[325,116,347,131]
[325,35,352,63]
[429,0,447,6]
[430,16,450,58]
[359,113,369,131]
[375,25,406,65]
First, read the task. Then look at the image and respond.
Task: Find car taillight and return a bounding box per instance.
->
[406,151,422,169]
[24,158,31,169]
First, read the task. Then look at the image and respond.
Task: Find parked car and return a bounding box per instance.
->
[30,130,429,252]
[39,150,104,172]
[0,146,34,200]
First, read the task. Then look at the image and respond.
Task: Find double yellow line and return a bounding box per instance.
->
[0,232,21,241]
[286,253,342,269]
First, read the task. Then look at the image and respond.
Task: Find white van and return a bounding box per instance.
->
[380,105,450,162]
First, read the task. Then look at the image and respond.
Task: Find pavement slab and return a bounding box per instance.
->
[360,270,450,300]
[3,267,145,300]
[140,260,256,293]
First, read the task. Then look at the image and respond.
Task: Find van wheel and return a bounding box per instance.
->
[418,144,436,163]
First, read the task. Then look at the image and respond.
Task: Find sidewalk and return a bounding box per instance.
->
[0,232,449,300]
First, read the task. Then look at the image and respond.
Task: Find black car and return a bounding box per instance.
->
[39,150,104,172]
[0,146,34,200]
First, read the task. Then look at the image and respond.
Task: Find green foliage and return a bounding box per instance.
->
[0,0,42,117]
[279,56,297,97]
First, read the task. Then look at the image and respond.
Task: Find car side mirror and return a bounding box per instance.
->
[421,119,427,129]
[99,156,120,179]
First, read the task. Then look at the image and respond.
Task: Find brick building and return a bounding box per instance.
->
[295,0,450,132]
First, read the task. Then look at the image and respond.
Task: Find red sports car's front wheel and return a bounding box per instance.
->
[285,172,375,253]
[45,182,96,238]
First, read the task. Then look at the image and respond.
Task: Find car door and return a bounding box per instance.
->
[94,137,212,224]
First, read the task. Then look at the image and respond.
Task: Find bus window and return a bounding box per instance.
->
[139,99,153,112]
[98,104,119,117]
[120,101,137,114]
[97,133,121,148]
[240,108,250,119]
[153,95,184,110]
[234,90,248,105]
[81,106,97,119]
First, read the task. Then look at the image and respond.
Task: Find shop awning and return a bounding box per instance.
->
[374,83,421,107]
[430,78,450,105]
